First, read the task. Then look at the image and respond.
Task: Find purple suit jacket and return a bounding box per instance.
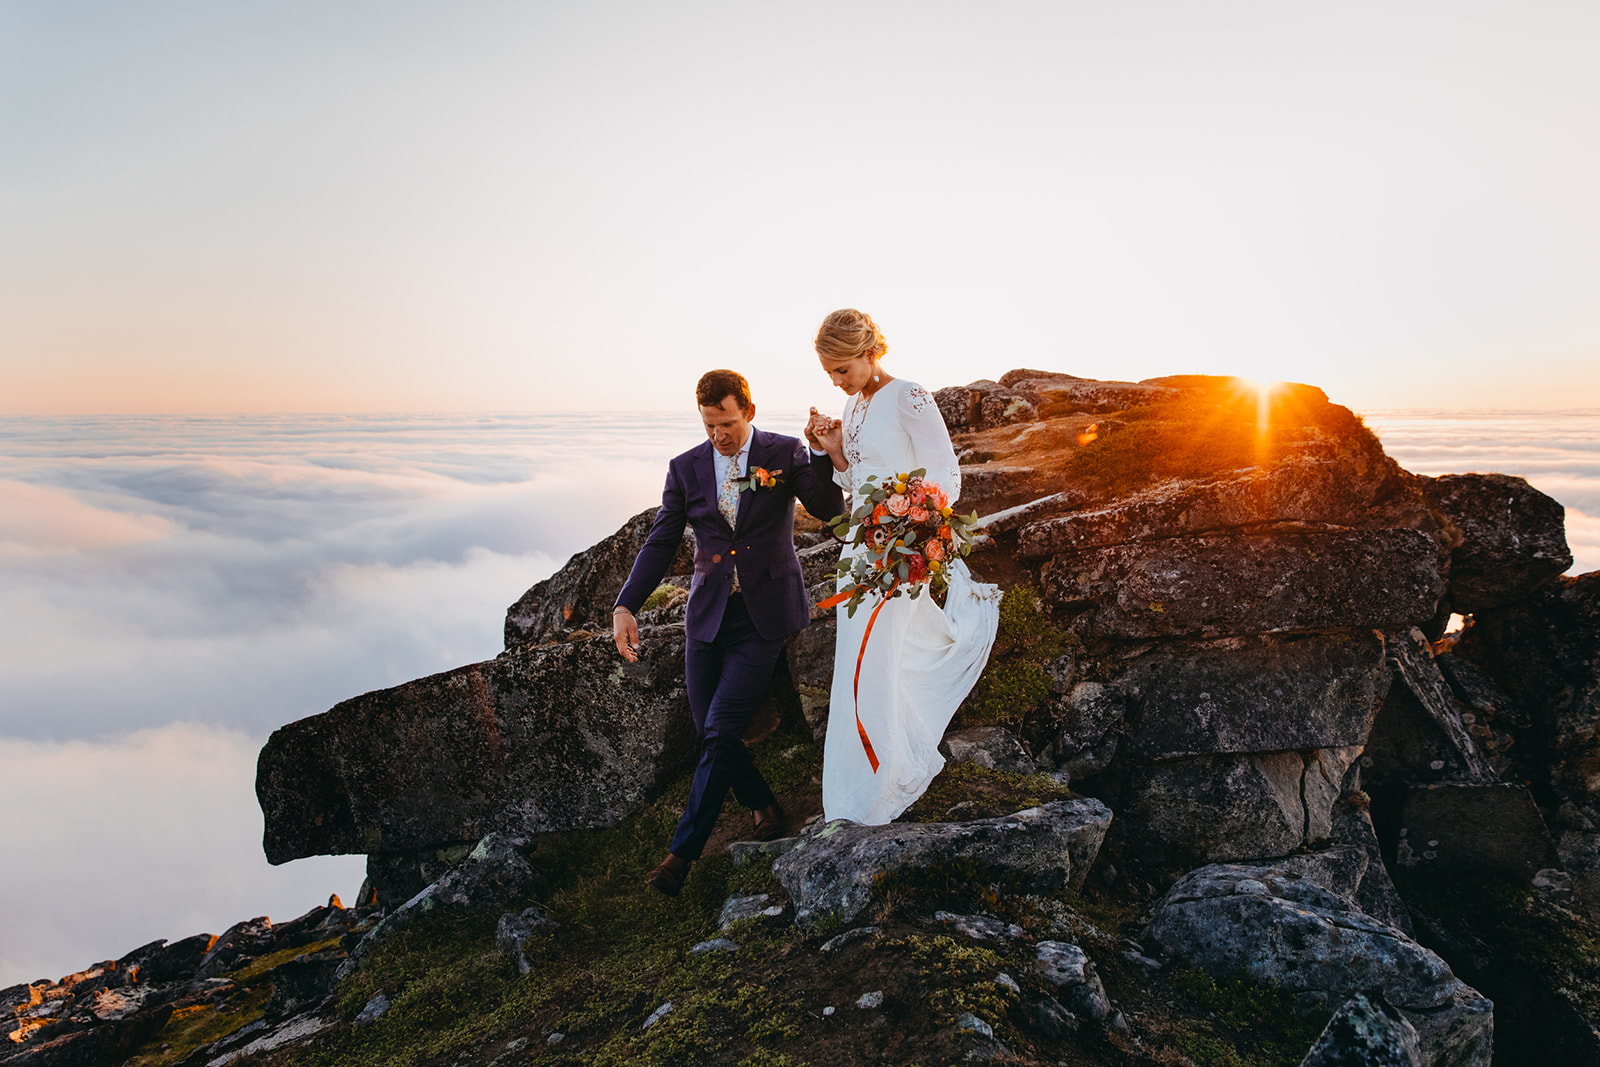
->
[615,429,844,643]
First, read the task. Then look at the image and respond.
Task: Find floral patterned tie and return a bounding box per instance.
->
[719,454,740,530]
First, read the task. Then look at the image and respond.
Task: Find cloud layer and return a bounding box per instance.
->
[0,725,366,987]
[0,411,765,740]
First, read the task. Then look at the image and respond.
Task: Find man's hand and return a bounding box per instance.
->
[613,608,640,663]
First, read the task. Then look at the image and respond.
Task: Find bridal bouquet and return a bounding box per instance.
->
[822,468,980,618]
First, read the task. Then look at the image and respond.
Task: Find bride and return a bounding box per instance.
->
[805,309,1002,824]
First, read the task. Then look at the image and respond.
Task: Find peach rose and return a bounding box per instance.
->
[908,506,930,524]
[886,494,911,517]
[924,538,946,561]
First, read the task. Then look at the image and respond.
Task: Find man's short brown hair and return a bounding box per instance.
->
[696,370,753,412]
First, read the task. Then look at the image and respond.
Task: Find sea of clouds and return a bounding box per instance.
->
[1,407,1595,986]
[0,409,821,985]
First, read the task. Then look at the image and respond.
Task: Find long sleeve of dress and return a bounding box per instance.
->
[898,382,962,501]
[831,459,856,496]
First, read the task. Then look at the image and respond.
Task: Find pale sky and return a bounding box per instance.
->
[3,0,1599,414]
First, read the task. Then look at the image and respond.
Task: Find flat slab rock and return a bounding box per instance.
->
[1019,454,1430,559]
[773,799,1111,933]
[1144,863,1492,1067]
[1042,529,1443,638]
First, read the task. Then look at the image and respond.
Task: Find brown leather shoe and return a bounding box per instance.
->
[645,853,690,897]
[750,802,787,842]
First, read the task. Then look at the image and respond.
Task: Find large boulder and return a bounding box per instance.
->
[1418,474,1572,615]
[772,800,1112,932]
[257,627,695,865]
[933,379,1040,431]
[1104,631,1387,761]
[1109,748,1361,868]
[503,507,695,647]
[1144,863,1493,1067]
[1041,530,1443,638]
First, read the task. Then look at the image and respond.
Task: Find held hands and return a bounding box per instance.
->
[612,608,640,663]
[806,406,843,455]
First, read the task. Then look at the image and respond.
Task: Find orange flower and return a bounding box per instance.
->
[939,524,952,541]
[871,504,890,524]
[886,494,911,517]
[926,485,949,510]
[924,538,946,561]
[908,506,930,524]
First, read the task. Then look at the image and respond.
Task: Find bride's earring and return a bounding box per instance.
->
[873,374,881,383]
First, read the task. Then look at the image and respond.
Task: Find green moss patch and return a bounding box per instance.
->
[899,760,1073,824]
[124,984,273,1067]
[955,583,1074,729]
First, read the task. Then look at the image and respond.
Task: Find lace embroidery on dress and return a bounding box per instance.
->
[902,383,936,415]
[842,393,870,472]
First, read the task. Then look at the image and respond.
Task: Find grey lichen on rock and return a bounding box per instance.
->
[1144,863,1493,1067]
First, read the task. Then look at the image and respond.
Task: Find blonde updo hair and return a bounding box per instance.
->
[814,308,888,364]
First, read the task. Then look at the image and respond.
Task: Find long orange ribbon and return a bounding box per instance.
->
[817,579,901,774]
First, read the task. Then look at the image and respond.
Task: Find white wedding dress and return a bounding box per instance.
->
[821,378,1003,824]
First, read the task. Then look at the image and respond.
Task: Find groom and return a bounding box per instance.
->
[613,369,843,896]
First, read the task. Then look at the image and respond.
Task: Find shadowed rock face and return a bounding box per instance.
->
[257,626,695,865]
[1454,573,1600,804]
[1107,748,1362,867]
[1419,473,1572,616]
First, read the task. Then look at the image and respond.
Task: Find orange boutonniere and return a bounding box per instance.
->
[737,467,783,492]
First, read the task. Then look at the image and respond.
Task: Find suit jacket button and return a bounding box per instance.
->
[712,553,722,563]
